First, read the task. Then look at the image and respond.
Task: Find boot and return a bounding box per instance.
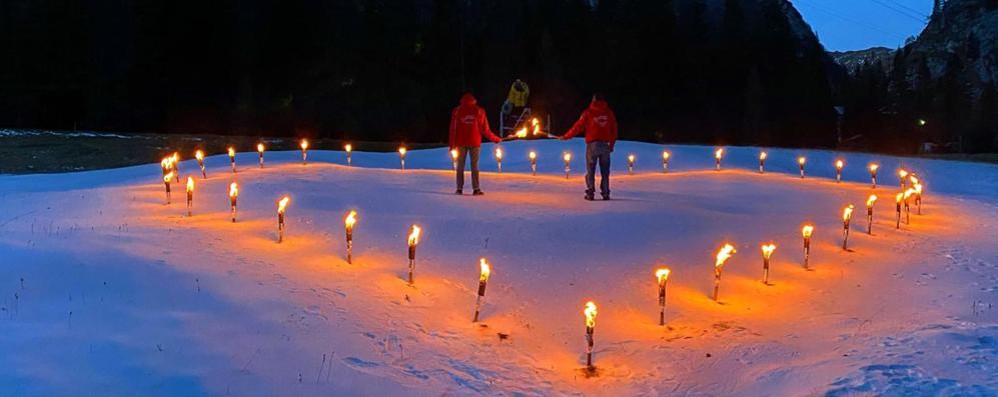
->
[455,189,463,195]
[473,190,484,196]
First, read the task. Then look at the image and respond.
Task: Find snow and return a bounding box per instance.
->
[1,139,997,396]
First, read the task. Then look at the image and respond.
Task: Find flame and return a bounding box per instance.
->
[760,151,768,160]
[479,258,491,282]
[186,176,194,193]
[163,171,174,183]
[515,128,528,138]
[451,149,459,160]
[628,154,635,164]
[257,143,264,153]
[895,192,904,203]
[172,152,179,163]
[407,225,421,247]
[563,152,571,162]
[662,150,670,160]
[495,147,503,160]
[195,150,204,162]
[761,243,777,259]
[277,196,290,214]
[345,210,357,229]
[715,148,723,160]
[399,147,407,157]
[914,183,923,195]
[867,194,878,207]
[531,117,539,127]
[161,157,172,170]
[802,224,814,238]
[869,163,879,173]
[229,182,239,199]
[909,175,919,185]
[655,268,671,284]
[529,151,537,160]
[903,188,917,200]
[836,160,844,170]
[715,244,736,268]
[584,301,597,328]
[345,144,352,153]
[843,204,855,222]
[300,139,309,151]
[228,147,235,158]
[899,169,908,179]
[798,156,806,166]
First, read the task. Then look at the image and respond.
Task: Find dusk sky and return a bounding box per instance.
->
[792,0,933,51]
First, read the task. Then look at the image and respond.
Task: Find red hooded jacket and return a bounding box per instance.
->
[564,99,618,150]
[449,93,501,148]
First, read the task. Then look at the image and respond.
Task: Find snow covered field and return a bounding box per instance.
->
[1,139,997,396]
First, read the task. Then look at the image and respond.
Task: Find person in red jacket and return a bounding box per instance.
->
[560,94,618,200]
[450,92,502,195]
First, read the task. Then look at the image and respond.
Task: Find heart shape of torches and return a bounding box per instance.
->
[797,156,807,178]
[714,148,724,171]
[406,225,421,285]
[344,210,357,264]
[866,195,877,234]
[228,182,239,222]
[345,144,353,166]
[842,204,855,250]
[713,243,737,302]
[195,150,207,178]
[761,243,776,285]
[662,150,670,173]
[399,147,408,171]
[276,196,290,243]
[655,268,671,325]
[495,147,503,173]
[759,151,767,173]
[801,224,814,269]
[257,143,265,168]
[563,152,572,179]
[300,139,309,165]
[869,163,879,188]
[529,151,537,175]
[473,258,492,322]
[627,154,635,175]
[186,177,194,216]
[835,160,844,183]
[228,147,236,173]
[583,301,598,371]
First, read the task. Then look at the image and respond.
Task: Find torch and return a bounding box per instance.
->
[472,258,491,322]
[195,150,206,179]
[495,147,503,174]
[797,156,806,178]
[277,196,290,243]
[759,151,767,173]
[655,268,670,325]
[257,143,265,168]
[163,171,173,204]
[228,147,236,173]
[161,157,172,180]
[866,194,877,235]
[869,163,879,189]
[583,301,597,370]
[914,183,923,215]
[713,244,737,302]
[895,192,903,229]
[172,153,180,182]
[344,210,357,264]
[563,152,572,179]
[399,147,407,171]
[903,188,914,225]
[451,149,459,171]
[345,144,353,166]
[662,150,670,173]
[802,224,814,269]
[761,244,776,285]
[899,169,908,189]
[842,204,854,250]
[715,148,723,171]
[186,176,194,216]
[529,151,537,176]
[835,160,844,183]
[407,225,421,285]
[627,154,635,175]
[300,139,309,165]
[229,182,239,223]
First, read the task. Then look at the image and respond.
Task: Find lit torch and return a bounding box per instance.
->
[495,147,503,173]
[583,301,597,370]
[899,169,908,189]
[300,139,309,165]
[277,196,290,243]
[531,117,541,136]
[713,244,737,302]
[472,258,492,322]
[399,147,407,171]
[163,171,173,204]
[171,153,180,182]
[195,150,206,178]
[257,143,265,168]
[914,182,923,215]
[842,204,854,250]
[655,268,671,325]
[903,188,915,225]
[563,152,572,179]
[761,243,776,285]
[759,151,767,173]
[895,192,903,229]
[345,144,353,166]
[514,127,528,139]
[798,156,806,178]
[802,224,814,269]
[407,225,421,285]
[715,148,724,171]
[185,176,194,216]
[529,151,537,176]
[344,210,357,264]
[627,154,635,175]
[228,182,239,223]
[835,160,844,183]
[662,150,670,173]
[866,194,877,235]
[228,147,236,173]
[869,163,879,189]
[451,149,459,171]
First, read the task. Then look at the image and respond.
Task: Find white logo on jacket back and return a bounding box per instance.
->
[594,115,608,127]
[461,114,476,125]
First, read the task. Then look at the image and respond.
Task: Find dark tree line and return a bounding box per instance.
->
[1,0,837,148]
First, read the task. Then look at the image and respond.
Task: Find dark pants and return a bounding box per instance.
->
[585,141,611,196]
[456,147,481,191]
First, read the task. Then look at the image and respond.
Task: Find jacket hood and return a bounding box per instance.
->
[460,93,477,106]
[589,99,608,110]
